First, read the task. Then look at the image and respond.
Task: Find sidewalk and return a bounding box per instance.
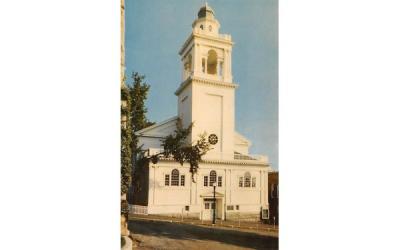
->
[129,214,279,237]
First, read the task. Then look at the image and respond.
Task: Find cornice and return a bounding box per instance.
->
[193,33,233,45]
[179,32,233,55]
[175,76,238,96]
[157,157,269,167]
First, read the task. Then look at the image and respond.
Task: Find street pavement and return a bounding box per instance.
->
[129,217,278,250]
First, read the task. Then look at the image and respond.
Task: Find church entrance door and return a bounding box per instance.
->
[203,198,218,221]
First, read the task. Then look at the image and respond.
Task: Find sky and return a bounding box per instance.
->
[125,0,278,169]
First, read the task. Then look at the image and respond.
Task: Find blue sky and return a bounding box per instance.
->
[125,0,278,169]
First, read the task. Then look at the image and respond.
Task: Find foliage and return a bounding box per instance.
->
[128,72,154,171]
[121,85,132,197]
[121,72,153,213]
[129,72,154,133]
[162,119,211,182]
[127,72,153,203]
[131,154,148,200]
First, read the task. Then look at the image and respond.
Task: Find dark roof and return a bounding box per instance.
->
[198,3,215,18]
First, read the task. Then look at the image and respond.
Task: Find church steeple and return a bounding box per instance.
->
[179,3,233,84]
[176,5,237,160]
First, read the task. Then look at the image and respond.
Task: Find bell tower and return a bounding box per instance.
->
[180,3,233,83]
[176,4,238,160]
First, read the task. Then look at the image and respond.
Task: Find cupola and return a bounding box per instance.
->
[197,2,215,19]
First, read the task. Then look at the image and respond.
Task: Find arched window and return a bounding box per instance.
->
[207,50,217,75]
[209,170,217,186]
[171,169,179,186]
[244,172,251,187]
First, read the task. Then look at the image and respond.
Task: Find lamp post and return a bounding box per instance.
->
[212,182,217,225]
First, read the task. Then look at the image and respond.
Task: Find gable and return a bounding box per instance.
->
[136,116,178,138]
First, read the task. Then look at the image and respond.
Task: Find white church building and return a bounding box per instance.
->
[133,4,273,221]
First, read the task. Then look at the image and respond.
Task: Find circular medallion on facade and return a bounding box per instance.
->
[208,134,218,145]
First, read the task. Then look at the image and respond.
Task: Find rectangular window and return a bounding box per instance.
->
[204,176,208,186]
[180,175,185,186]
[218,176,222,187]
[252,177,256,187]
[239,177,243,187]
[205,203,209,209]
[227,205,234,211]
[171,174,179,186]
[165,175,170,186]
[236,205,240,210]
[202,58,206,73]
[185,206,189,211]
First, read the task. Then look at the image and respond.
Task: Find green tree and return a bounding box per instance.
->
[129,72,154,133]
[161,119,211,182]
[121,83,131,218]
[127,72,154,202]
[121,72,153,214]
